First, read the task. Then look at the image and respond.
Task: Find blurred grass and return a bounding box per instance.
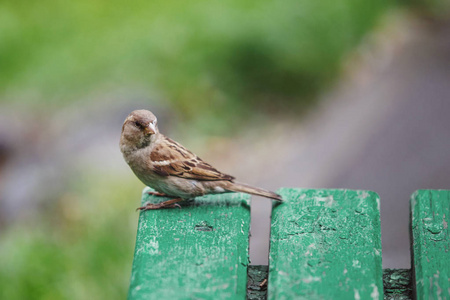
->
[0,174,143,300]
[0,0,391,133]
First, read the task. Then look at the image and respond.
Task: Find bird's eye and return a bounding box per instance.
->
[134,121,143,129]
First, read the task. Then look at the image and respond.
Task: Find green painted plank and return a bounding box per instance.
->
[247,265,268,300]
[410,190,450,300]
[383,269,412,300]
[128,187,251,300]
[268,188,383,300]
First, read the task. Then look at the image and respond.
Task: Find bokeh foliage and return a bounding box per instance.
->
[0,174,141,299]
[1,0,390,131]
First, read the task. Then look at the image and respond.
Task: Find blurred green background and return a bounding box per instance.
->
[1,0,437,298]
[1,0,392,132]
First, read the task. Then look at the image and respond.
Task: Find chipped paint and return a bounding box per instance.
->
[370,283,379,299]
[383,269,412,299]
[411,190,450,299]
[354,289,361,300]
[268,188,383,299]
[128,189,251,299]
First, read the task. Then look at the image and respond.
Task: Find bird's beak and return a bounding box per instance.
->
[144,123,156,135]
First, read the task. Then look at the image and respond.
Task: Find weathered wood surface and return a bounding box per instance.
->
[268,188,383,299]
[411,190,450,300]
[383,269,412,300]
[128,187,251,300]
[247,265,268,300]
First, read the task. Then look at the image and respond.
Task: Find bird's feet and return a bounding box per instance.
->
[137,198,183,211]
[147,191,168,197]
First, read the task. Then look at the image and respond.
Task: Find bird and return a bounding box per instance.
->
[120,109,283,210]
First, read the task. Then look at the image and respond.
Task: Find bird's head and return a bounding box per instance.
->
[120,110,159,150]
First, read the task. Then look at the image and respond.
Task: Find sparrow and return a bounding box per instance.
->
[120,109,283,210]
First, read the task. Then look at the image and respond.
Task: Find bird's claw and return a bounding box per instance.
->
[136,201,182,211]
[147,191,168,197]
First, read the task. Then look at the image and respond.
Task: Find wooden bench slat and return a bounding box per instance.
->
[383,269,412,299]
[247,265,269,300]
[411,190,450,299]
[128,188,251,299]
[268,188,383,299]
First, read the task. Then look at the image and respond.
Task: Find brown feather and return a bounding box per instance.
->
[150,135,235,181]
[223,182,283,201]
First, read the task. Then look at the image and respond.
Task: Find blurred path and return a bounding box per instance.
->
[247,18,450,268]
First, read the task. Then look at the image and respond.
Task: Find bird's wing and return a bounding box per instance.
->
[149,136,235,181]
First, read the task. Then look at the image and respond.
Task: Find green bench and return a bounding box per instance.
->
[128,188,450,299]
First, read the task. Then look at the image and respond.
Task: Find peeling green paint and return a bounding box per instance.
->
[128,188,251,299]
[411,190,450,300]
[247,265,269,300]
[268,188,383,300]
[383,269,412,300]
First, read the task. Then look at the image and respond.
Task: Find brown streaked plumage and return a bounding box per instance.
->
[120,109,283,210]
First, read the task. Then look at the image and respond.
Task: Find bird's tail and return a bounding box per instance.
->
[225,182,283,202]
